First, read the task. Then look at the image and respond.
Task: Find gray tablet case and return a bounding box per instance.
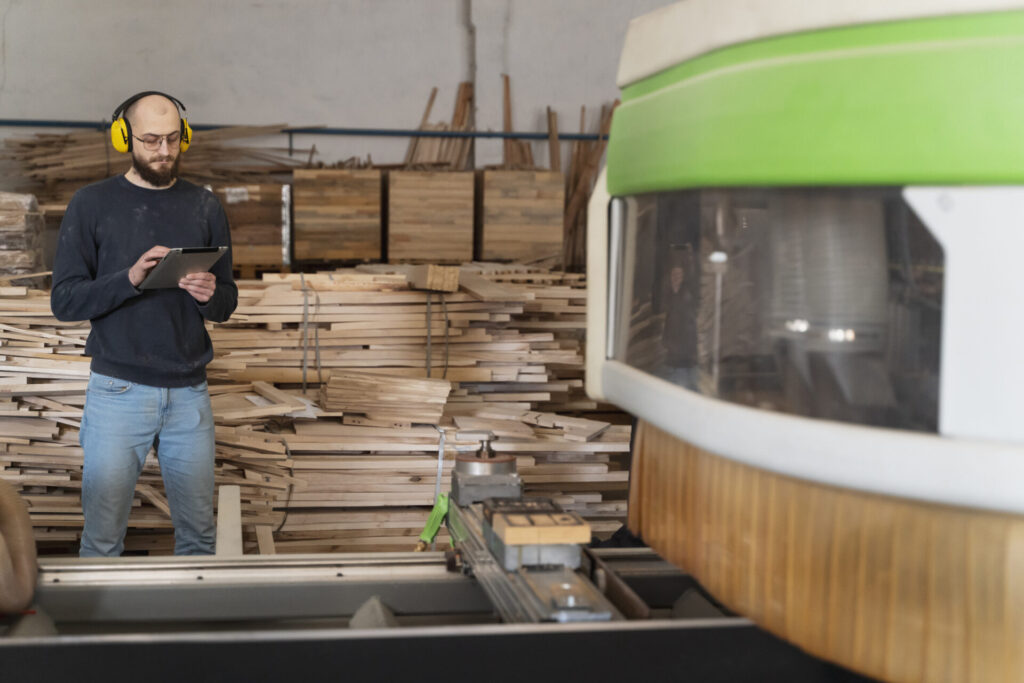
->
[139,246,228,290]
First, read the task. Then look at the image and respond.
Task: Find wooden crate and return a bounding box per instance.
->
[293,169,382,261]
[212,184,285,268]
[388,171,474,263]
[477,171,564,262]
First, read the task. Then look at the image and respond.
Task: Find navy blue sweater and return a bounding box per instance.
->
[51,175,238,387]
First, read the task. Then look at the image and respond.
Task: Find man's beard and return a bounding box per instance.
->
[132,152,180,187]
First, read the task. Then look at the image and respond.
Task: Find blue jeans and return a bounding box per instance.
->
[79,372,216,557]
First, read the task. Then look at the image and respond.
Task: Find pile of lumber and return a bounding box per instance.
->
[0,125,308,205]
[387,171,474,263]
[403,83,474,171]
[0,289,292,553]
[0,192,45,276]
[292,169,382,262]
[477,170,564,263]
[319,370,451,424]
[501,75,535,169]
[211,184,287,271]
[563,103,616,271]
[0,263,629,555]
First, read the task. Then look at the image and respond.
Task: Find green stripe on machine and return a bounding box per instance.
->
[608,10,1024,195]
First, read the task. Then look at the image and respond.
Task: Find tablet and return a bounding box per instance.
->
[139,246,228,290]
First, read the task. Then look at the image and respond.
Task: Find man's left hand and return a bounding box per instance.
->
[179,272,216,303]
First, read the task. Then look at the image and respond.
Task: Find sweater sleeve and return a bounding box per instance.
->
[195,197,238,323]
[50,192,142,322]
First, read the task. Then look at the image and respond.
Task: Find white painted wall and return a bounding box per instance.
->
[0,0,666,169]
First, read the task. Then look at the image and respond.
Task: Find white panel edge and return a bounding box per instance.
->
[617,0,1023,88]
[603,360,1024,515]
[585,167,611,401]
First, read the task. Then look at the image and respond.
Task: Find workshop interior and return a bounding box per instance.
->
[2,2,1022,681]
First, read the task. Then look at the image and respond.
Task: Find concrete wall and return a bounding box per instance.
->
[0,0,666,169]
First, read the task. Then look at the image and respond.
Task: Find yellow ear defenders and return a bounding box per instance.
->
[110,90,192,154]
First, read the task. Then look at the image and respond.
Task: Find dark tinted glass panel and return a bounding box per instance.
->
[611,188,943,432]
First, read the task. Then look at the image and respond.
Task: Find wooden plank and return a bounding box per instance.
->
[215,485,243,557]
[547,107,561,172]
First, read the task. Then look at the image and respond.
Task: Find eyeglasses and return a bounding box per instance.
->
[133,131,181,151]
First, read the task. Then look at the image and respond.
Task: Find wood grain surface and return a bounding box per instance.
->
[629,420,1024,683]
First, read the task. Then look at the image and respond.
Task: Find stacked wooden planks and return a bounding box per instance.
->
[477,171,564,263]
[0,264,630,555]
[563,103,616,271]
[0,288,292,553]
[387,171,474,263]
[0,125,307,205]
[0,192,45,276]
[211,184,287,271]
[292,169,382,262]
[319,371,452,424]
[404,82,474,171]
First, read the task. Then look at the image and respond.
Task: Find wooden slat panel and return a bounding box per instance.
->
[631,420,1024,683]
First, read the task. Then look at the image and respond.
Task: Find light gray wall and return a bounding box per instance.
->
[0,0,666,168]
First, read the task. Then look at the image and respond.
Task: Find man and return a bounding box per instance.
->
[51,93,237,556]
[659,250,699,391]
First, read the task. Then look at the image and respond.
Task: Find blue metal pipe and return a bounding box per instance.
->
[0,119,606,141]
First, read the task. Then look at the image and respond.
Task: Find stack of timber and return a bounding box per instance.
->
[476,171,564,263]
[563,103,616,271]
[211,184,287,273]
[319,371,451,424]
[403,83,474,171]
[501,75,535,169]
[0,125,307,206]
[292,169,382,262]
[0,192,45,276]
[0,288,292,554]
[0,264,629,555]
[387,171,474,263]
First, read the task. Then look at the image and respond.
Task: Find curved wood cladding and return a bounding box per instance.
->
[629,420,1024,683]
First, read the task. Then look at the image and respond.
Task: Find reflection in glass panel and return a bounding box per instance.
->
[613,188,943,432]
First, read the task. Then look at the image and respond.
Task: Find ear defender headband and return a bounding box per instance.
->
[110,90,192,154]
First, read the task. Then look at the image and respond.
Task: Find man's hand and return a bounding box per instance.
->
[128,246,171,288]
[179,272,216,303]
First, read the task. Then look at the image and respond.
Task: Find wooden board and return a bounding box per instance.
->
[491,510,590,545]
[293,169,382,261]
[478,171,564,262]
[388,171,474,263]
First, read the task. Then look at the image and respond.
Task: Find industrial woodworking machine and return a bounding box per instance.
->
[585,1,1024,682]
[0,447,868,681]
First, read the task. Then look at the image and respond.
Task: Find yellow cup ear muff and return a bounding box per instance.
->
[110,90,191,154]
[110,117,131,154]
[179,118,192,153]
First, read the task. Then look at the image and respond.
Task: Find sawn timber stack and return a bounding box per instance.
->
[0,264,629,555]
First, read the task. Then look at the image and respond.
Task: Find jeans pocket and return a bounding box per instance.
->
[88,373,133,395]
[187,381,209,394]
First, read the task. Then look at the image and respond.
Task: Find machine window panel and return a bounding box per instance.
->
[612,188,944,433]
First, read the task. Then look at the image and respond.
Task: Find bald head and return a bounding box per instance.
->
[125,94,180,133]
